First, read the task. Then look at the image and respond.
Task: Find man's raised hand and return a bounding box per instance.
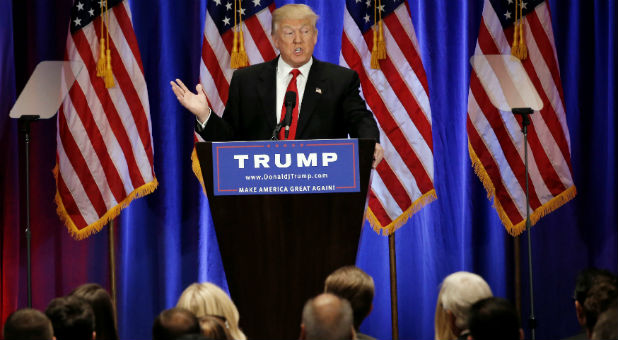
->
[170,79,211,123]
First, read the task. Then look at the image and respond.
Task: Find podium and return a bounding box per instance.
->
[195,139,375,339]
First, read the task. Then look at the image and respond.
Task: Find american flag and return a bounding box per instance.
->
[341,0,436,235]
[192,0,276,185]
[56,0,157,239]
[467,0,576,236]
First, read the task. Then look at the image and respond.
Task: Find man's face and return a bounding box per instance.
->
[273,18,317,68]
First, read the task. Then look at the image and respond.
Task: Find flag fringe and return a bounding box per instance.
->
[54,165,158,240]
[467,141,576,236]
[191,146,208,196]
[366,189,437,236]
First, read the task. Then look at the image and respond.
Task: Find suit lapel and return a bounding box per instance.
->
[257,58,278,129]
[297,59,324,138]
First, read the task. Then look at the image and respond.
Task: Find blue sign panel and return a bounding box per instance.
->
[212,139,360,196]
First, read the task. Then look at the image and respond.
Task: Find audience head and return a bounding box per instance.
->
[198,315,231,340]
[591,302,618,340]
[271,4,319,68]
[176,334,210,340]
[152,307,200,340]
[69,283,118,340]
[45,296,95,340]
[434,271,493,340]
[176,282,246,340]
[467,297,522,340]
[573,268,616,327]
[3,308,54,340]
[583,280,618,337]
[324,265,374,330]
[300,293,355,340]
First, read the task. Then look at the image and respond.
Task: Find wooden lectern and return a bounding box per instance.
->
[196,139,375,339]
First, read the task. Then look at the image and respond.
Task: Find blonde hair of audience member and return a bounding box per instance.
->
[199,315,232,340]
[176,283,246,340]
[271,4,319,35]
[434,271,493,340]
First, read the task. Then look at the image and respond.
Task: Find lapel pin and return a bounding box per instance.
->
[315,87,322,94]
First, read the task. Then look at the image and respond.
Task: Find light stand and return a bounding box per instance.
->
[470,55,543,340]
[10,61,82,308]
[18,115,39,307]
[513,107,536,339]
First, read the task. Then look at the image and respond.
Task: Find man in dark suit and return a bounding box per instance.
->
[171,4,384,168]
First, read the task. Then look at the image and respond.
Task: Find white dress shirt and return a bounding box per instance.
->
[275,57,313,123]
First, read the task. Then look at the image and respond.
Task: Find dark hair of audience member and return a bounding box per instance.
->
[198,315,231,340]
[591,302,618,340]
[45,296,95,340]
[176,334,210,340]
[3,308,54,340]
[324,266,374,330]
[152,307,201,340]
[69,283,118,340]
[583,280,618,336]
[468,297,521,340]
[573,268,616,305]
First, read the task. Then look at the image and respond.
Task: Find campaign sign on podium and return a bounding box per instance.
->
[211,139,360,195]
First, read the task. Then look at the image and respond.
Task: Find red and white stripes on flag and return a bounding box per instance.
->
[56,0,157,239]
[467,0,576,236]
[192,0,276,186]
[341,0,436,235]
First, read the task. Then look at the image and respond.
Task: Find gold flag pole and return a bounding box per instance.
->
[514,236,521,316]
[109,219,118,312]
[389,233,399,340]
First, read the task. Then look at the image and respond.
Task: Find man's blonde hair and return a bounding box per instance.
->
[176,282,246,340]
[271,4,319,34]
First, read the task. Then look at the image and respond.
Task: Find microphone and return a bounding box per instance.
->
[283,91,296,139]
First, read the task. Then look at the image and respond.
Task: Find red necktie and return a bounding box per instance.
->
[279,69,301,140]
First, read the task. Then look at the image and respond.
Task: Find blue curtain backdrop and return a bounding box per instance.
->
[3,0,616,339]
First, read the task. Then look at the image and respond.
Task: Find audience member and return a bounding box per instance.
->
[591,302,618,340]
[324,265,375,340]
[467,297,523,340]
[567,268,617,339]
[176,335,210,340]
[152,307,201,340]
[176,334,210,340]
[45,296,95,340]
[3,308,54,340]
[176,282,246,340]
[582,280,618,338]
[69,283,119,340]
[300,293,355,340]
[434,271,493,340]
[198,315,231,340]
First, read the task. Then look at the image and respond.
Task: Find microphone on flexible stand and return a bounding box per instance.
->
[283,91,296,139]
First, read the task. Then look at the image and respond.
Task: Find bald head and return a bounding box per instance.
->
[301,293,354,340]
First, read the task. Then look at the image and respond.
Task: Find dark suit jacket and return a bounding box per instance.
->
[196,57,380,142]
